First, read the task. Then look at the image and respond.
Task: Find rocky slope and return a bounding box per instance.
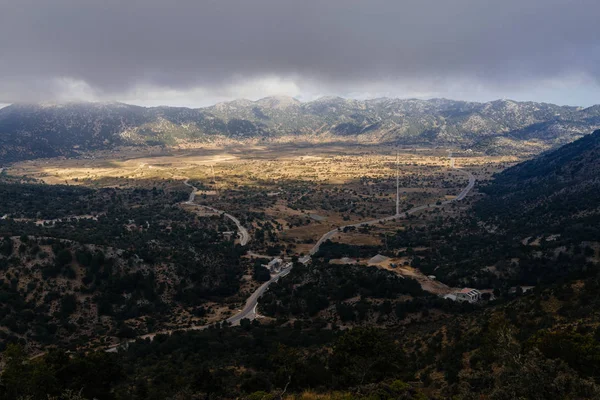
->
[1,97,599,162]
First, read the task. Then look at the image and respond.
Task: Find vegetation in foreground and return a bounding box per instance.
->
[2,132,600,398]
[4,273,600,399]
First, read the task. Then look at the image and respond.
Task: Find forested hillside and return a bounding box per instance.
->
[4,273,600,400]
[380,130,600,290]
[475,129,600,235]
[0,182,248,352]
[2,128,600,400]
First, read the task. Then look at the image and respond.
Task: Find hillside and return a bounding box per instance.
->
[391,130,600,289]
[0,182,250,353]
[1,97,599,162]
[476,129,600,233]
[5,263,600,399]
[2,131,600,399]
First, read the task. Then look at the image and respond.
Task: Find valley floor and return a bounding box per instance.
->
[0,144,519,352]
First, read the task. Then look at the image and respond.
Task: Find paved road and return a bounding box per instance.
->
[183,179,250,246]
[448,168,475,202]
[105,265,292,353]
[105,160,474,353]
[226,266,292,324]
[105,178,267,352]
[299,162,475,263]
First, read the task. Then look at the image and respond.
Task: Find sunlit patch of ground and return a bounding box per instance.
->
[5,143,518,255]
[330,255,455,296]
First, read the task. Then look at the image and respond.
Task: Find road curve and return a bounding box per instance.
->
[105,178,259,352]
[299,161,475,263]
[105,160,474,353]
[183,179,250,246]
[226,266,291,324]
[105,266,292,353]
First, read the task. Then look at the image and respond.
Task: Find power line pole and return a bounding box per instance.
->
[396,151,400,216]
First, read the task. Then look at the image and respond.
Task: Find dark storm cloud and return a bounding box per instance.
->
[0,0,598,102]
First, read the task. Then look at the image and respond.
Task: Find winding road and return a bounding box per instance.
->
[226,266,292,325]
[299,163,475,263]
[106,178,275,352]
[105,265,292,352]
[183,179,250,246]
[106,159,475,353]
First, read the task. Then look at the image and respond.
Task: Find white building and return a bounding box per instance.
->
[455,288,481,303]
[222,231,235,241]
[263,258,283,273]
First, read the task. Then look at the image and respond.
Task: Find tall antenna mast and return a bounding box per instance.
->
[396,151,400,216]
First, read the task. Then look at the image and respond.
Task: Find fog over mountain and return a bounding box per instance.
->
[1,96,599,162]
[1,0,599,105]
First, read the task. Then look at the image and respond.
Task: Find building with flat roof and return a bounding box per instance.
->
[262,258,283,273]
[455,288,481,303]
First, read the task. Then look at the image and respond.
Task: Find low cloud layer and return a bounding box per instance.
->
[1,0,599,106]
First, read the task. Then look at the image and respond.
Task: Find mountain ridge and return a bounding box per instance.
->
[1,96,599,163]
[476,129,600,231]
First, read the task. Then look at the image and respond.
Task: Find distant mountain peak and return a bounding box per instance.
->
[213,98,255,109]
[255,95,300,109]
[312,95,347,103]
[1,97,599,163]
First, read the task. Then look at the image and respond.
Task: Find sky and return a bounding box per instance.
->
[0,0,598,107]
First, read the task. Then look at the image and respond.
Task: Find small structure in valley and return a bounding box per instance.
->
[222,231,235,241]
[263,258,283,273]
[455,288,481,303]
